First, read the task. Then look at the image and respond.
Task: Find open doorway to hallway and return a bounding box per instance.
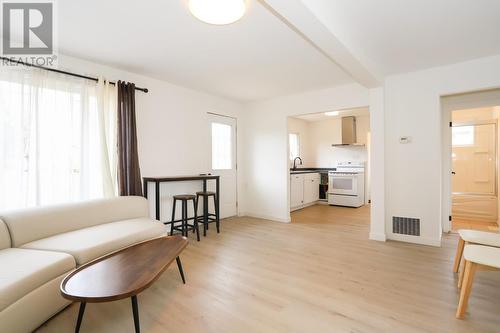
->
[451,107,499,232]
[442,88,500,233]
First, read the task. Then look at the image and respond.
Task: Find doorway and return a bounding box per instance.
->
[208,113,238,218]
[451,111,498,231]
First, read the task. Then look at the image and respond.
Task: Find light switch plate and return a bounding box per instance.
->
[399,136,412,144]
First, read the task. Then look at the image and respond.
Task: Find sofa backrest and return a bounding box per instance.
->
[0,219,11,249]
[0,196,149,247]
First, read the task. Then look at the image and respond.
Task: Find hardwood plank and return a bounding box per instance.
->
[36,205,500,333]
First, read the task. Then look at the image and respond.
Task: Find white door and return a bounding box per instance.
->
[209,114,237,218]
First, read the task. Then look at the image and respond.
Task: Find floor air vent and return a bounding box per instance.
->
[392,216,420,236]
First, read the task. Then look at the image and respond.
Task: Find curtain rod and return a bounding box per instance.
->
[0,57,148,93]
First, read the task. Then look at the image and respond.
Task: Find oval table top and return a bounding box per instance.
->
[60,236,188,303]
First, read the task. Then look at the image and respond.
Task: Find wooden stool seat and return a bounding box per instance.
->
[456,244,500,319]
[196,191,216,196]
[173,194,196,200]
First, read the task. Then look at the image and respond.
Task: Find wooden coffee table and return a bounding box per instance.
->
[60,236,188,333]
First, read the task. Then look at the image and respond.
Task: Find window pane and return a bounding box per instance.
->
[212,122,232,170]
[289,133,299,160]
[452,126,475,146]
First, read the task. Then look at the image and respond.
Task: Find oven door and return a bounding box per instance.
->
[329,173,358,196]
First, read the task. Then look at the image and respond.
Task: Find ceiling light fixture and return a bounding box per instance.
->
[188,0,246,25]
[324,111,340,116]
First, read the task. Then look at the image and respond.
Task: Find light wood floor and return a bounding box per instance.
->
[452,218,499,232]
[37,205,500,333]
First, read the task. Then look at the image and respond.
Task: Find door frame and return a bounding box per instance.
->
[441,89,500,233]
[207,112,239,217]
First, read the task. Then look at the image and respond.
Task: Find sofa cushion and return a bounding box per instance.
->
[0,196,149,247]
[0,248,75,311]
[0,219,11,250]
[21,218,167,265]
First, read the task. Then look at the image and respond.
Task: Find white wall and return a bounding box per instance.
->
[308,115,369,167]
[384,54,500,246]
[240,83,369,222]
[287,115,370,168]
[57,54,244,221]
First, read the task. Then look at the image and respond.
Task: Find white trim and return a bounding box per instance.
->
[387,234,442,247]
[369,232,386,242]
[240,212,291,223]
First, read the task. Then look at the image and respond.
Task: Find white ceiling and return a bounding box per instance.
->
[301,0,500,76]
[58,0,352,102]
[292,107,369,122]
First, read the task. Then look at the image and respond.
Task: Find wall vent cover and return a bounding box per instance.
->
[392,216,420,236]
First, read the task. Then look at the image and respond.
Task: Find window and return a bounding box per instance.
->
[289,133,300,160]
[211,122,232,170]
[452,126,475,146]
[0,67,117,211]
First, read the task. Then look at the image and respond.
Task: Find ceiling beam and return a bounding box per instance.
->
[258,0,380,88]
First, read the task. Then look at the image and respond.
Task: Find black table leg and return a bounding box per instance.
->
[155,181,160,221]
[75,302,86,333]
[176,256,186,284]
[203,180,209,234]
[143,181,148,199]
[131,295,140,333]
[216,177,220,233]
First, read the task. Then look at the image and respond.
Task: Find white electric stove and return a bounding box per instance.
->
[328,162,365,207]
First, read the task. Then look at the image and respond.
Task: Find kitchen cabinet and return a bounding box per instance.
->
[304,173,320,204]
[290,172,320,210]
[290,174,304,209]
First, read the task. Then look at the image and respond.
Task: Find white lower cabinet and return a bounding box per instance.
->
[290,174,304,209]
[304,173,320,204]
[290,173,320,210]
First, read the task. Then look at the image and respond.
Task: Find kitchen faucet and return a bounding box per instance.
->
[293,157,303,170]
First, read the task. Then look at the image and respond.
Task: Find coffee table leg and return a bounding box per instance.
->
[176,256,186,284]
[75,302,86,333]
[131,295,140,333]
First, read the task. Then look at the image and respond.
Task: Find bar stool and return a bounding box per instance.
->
[171,194,200,241]
[195,191,220,236]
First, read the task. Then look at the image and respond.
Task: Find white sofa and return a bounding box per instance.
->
[0,196,167,333]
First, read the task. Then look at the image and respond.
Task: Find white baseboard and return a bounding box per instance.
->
[387,233,442,247]
[240,212,291,223]
[369,232,386,242]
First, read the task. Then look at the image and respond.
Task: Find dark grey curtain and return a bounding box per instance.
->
[117,81,143,196]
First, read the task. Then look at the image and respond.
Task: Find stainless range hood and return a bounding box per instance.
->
[331,116,365,146]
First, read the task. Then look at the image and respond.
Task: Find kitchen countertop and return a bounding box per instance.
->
[290,168,336,174]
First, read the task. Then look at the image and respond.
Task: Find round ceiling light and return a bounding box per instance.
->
[188,0,246,25]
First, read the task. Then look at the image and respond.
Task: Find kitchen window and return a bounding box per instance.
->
[289,133,300,160]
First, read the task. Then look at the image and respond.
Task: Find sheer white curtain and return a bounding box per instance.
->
[0,66,117,211]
